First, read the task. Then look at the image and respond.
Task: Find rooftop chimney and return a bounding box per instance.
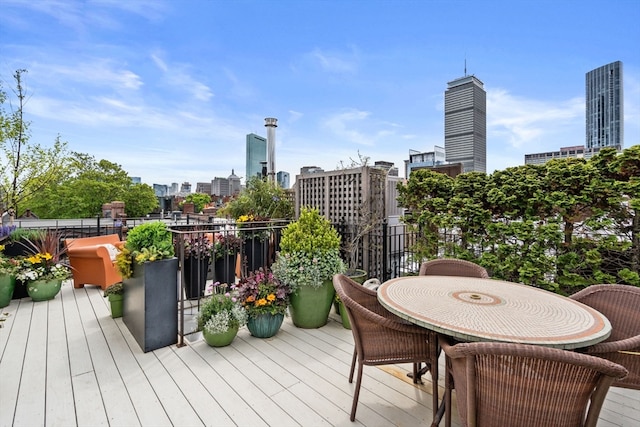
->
[264,117,277,183]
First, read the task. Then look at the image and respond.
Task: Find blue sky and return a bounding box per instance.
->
[2,0,639,187]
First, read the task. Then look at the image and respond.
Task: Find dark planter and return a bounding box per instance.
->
[4,241,30,299]
[183,256,210,299]
[214,254,236,285]
[123,258,179,353]
[243,237,268,273]
[247,312,285,338]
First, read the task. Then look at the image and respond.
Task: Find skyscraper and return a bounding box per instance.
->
[586,61,623,150]
[246,133,267,181]
[444,75,486,173]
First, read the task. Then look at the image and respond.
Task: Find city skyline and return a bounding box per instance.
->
[1,1,639,186]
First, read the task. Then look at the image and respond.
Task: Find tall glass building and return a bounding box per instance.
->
[586,61,623,150]
[246,133,267,181]
[444,75,486,173]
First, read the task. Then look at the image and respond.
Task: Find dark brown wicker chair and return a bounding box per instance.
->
[419,258,489,278]
[440,336,628,427]
[333,274,440,422]
[570,284,640,390]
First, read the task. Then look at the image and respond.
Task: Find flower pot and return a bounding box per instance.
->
[289,278,335,328]
[108,293,123,318]
[0,274,16,308]
[26,278,62,302]
[214,254,236,285]
[347,269,367,284]
[203,324,239,347]
[183,256,210,299]
[339,301,351,329]
[247,313,284,338]
[123,258,179,353]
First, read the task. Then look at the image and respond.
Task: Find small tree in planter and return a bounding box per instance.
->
[272,208,345,328]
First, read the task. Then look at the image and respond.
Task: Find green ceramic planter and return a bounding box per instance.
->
[108,293,123,318]
[26,279,62,302]
[0,274,16,308]
[203,324,239,347]
[339,301,351,329]
[247,313,284,338]
[289,278,335,329]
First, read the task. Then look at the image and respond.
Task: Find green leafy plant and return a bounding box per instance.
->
[0,244,20,275]
[272,208,345,291]
[213,232,243,259]
[15,230,71,281]
[236,268,291,317]
[103,282,123,297]
[197,283,247,334]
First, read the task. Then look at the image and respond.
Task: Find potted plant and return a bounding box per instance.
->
[0,243,20,308]
[15,230,72,302]
[197,282,247,347]
[213,232,243,285]
[2,227,45,299]
[116,221,178,352]
[182,234,213,300]
[103,282,124,318]
[236,268,291,338]
[219,177,294,273]
[272,208,345,328]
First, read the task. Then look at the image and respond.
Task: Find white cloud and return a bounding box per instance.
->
[151,52,213,102]
[487,88,583,148]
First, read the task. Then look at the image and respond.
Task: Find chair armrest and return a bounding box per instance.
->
[67,245,115,261]
[583,334,640,355]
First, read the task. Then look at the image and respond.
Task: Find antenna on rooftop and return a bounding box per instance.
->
[464,55,467,76]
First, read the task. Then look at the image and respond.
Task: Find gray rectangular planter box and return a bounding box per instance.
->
[123,258,179,352]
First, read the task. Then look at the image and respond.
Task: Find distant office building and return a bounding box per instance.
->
[180,182,192,194]
[228,169,242,195]
[586,61,623,150]
[373,161,399,177]
[300,166,325,175]
[524,145,610,166]
[195,182,212,194]
[246,133,267,181]
[444,75,486,173]
[212,177,230,197]
[168,183,179,195]
[404,146,446,177]
[153,184,168,197]
[277,171,290,189]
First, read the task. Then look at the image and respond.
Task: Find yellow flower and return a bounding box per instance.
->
[256,298,267,306]
[267,294,276,302]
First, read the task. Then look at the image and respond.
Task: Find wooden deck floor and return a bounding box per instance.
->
[1,281,638,427]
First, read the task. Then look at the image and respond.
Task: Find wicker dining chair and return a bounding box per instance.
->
[419,258,489,278]
[333,274,440,422]
[570,284,640,390]
[439,336,628,427]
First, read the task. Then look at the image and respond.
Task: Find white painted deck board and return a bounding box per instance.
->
[1,282,638,427]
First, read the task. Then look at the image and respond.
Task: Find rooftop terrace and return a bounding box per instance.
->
[1,281,638,426]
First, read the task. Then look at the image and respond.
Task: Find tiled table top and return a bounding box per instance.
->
[378,276,611,349]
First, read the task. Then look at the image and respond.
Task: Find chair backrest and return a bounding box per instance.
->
[570,284,640,389]
[440,338,628,427]
[419,258,489,278]
[570,284,640,342]
[333,274,433,364]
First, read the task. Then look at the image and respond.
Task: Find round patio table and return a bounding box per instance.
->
[378,276,611,349]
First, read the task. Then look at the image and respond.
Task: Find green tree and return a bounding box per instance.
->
[219,176,294,219]
[181,193,211,213]
[28,152,157,218]
[0,69,70,214]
